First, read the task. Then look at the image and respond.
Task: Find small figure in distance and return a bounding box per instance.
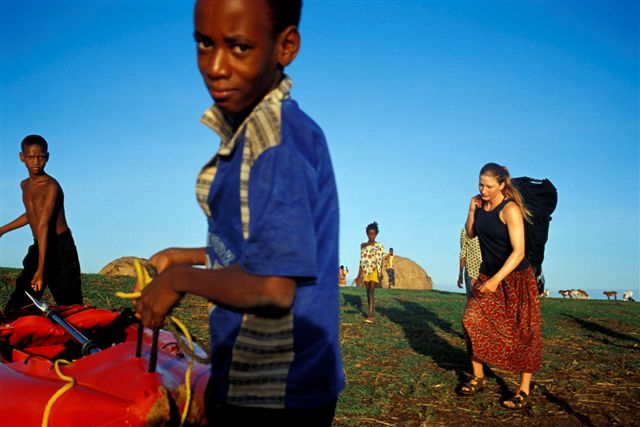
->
[385,248,396,288]
[355,221,384,323]
[339,265,349,286]
[1,135,83,315]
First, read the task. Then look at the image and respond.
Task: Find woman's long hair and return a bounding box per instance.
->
[480,163,532,223]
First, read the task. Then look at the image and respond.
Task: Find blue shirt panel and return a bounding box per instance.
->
[206,98,344,407]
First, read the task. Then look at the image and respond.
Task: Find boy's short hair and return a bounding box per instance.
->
[21,134,48,152]
[266,0,302,36]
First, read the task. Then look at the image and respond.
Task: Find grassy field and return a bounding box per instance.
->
[1,268,639,426]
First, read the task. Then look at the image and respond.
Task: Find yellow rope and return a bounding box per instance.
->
[114,291,139,299]
[168,316,194,427]
[114,259,195,427]
[42,359,75,427]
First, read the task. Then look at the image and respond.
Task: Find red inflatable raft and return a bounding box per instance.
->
[0,305,210,427]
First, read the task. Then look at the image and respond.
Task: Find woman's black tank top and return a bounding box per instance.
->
[474,198,529,276]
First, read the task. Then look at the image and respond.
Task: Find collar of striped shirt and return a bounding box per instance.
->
[199,76,292,156]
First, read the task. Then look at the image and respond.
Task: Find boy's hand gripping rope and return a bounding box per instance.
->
[115,259,210,427]
[115,260,210,363]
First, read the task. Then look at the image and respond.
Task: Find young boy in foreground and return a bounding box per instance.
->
[134,0,344,424]
[1,135,83,315]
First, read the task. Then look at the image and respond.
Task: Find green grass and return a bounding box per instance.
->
[2,268,639,426]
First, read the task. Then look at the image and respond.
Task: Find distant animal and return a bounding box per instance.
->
[572,289,589,299]
[623,290,635,302]
[558,290,572,299]
[541,290,549,297]
[603,291,618,300]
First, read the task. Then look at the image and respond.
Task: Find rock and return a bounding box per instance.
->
[98,256,150,277]
[380,255,433,290]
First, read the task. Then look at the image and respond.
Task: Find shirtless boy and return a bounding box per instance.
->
[1,135,82,314]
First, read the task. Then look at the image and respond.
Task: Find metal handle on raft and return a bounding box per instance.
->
[24,292,101,356]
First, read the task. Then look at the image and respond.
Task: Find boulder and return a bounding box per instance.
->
[98,256,150,277]
[380,255,432,290]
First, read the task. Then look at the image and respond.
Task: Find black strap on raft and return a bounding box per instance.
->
[135,322,160,373]
[148,328,160,373]
[135,320,144,358]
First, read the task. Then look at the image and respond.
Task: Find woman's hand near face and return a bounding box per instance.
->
[469,195,483,212]
[465,195,483,238]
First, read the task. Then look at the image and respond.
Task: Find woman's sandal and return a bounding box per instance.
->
[502,390,532,409]
[458,375,485,396]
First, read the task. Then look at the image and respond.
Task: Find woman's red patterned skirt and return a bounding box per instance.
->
[463,266,542,373]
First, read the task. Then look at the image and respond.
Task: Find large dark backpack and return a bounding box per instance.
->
[512,177,558,293]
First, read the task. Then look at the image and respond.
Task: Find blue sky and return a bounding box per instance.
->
[1,1,638,297]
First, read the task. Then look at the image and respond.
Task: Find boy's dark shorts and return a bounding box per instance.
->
[205,400,337,427]
[4,229,82,312]
[205,381,337,427]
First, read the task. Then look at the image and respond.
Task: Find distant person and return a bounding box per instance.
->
[133,0,344,424]
[1,135,83,314]
[459,163,542,410]
[356,221,384,323]
[339,265,349,286]
[457,227,481,297]
[385,248,396,288]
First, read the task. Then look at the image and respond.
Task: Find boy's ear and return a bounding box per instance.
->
[19,152,25,162]
[276,25,300,68]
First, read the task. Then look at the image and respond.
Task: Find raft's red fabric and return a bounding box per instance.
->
[0,305,118,347]
[0,307,211,426]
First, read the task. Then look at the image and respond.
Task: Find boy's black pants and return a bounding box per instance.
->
[4,229,83,312]
[206,399,337,427]
[205,376,337,427]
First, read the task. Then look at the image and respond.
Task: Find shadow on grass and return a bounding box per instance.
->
[377,299,469,383]
[564,314,640,346]
[342,293,364,316]
[535,384,596,427]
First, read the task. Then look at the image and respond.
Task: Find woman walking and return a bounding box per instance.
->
[356,222,384,323]
[459,163,542,409]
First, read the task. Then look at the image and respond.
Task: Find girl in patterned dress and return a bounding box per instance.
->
[355,222,384,323]
[459,163,542,410]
